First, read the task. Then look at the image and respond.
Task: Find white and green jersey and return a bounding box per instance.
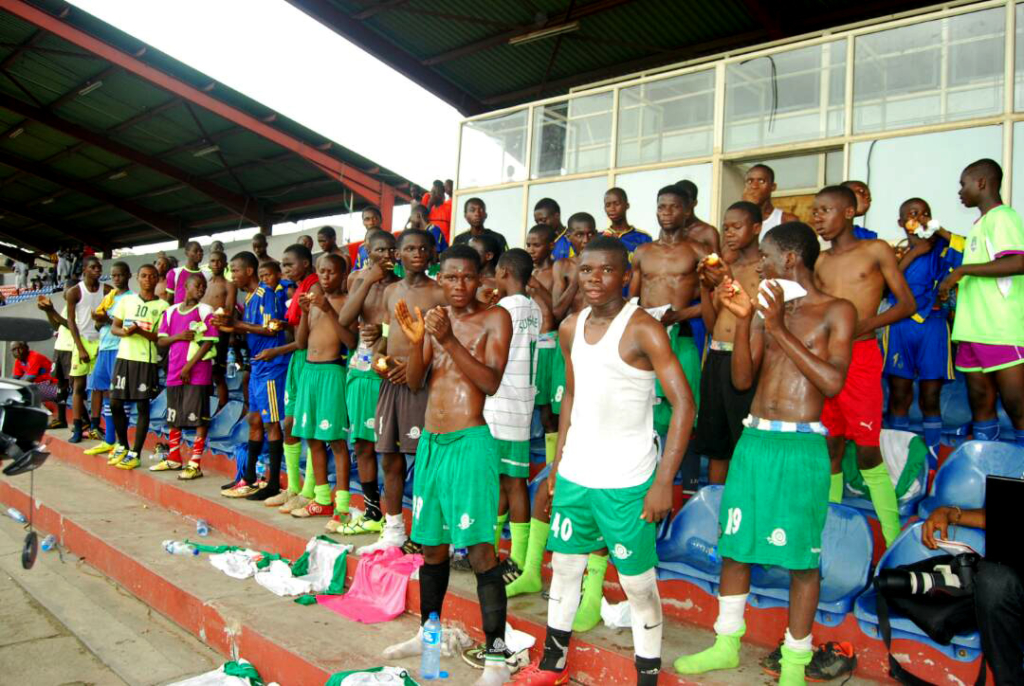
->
[112,293,169,363]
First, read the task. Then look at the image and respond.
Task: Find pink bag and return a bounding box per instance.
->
[318,547,424,624]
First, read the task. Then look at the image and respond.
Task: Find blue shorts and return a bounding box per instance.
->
[249,373,286,424]
[882,313,953,381]
[87,349,119,391]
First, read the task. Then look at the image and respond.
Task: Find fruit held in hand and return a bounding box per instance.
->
[905,218,920,232]
[706,253,721,266]
[375,357,389,371]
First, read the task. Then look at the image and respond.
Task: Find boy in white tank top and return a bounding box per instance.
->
[518,236,696,686]
[65,256,109,443]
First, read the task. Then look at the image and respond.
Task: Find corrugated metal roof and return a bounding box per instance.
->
[288,0,945,114]
[0,0,416,254]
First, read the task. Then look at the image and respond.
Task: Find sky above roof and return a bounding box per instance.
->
[68,0,463,189]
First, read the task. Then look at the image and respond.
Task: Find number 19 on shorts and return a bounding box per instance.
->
[550,512,573,541]
[724,507,742,535]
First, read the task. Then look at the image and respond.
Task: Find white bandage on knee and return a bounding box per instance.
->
[547,552,588,632]
[618,569,663,660]
[784,628,812,653]
[713,594,748,635]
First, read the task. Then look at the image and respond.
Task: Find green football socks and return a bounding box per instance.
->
[313,483,332,507]
[283,441,302,494]
[779,645,812,686]
[509,522,530,569]
[572,553,608,632]
[495,512,508,553]
[334,489,351,515]
[829,472,843,503]
[300,457,315,500]
[860,463,900,546]
[674,625,744,674]
[505,518,549,597]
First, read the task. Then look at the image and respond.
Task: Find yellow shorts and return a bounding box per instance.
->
[71,338,100,377]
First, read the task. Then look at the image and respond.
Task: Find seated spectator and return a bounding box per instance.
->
[923,505,1021,685]
[11,341,58,401]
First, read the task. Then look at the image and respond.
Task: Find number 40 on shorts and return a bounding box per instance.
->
[550,512,573,541]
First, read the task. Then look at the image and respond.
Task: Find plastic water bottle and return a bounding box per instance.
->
[196,519,210,537]
[421,612,442,680]
[687,537,720,571]
[5,507,26,523]
[162,540,198,556]
[255,461,266,483]
[226,348,237,379]
[40,535,56,552]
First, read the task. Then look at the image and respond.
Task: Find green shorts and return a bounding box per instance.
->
[411,424,498,548]
[550,334,567,414]
[292,360,349,442]
[654,326,701,433]
[547,474,658,576]
[71,338,100,377]
[719,427,830,570]
[496,439,530,479]
[534,332,557,406]
[284,349,307,418]
[346,366,381,443]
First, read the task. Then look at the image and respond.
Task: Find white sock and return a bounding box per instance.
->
[713,594,747,635]
[473,664,511,686]
[547,552,588,632]
[382,627,422,659]
[784,628,812,653]
[619,569,662,660]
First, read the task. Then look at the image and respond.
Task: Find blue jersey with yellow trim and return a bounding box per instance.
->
[887,235,964,322]
[552,231,574,261]
[244,281,289,379]
[605,226,653,257]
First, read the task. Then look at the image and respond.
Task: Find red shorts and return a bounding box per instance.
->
[821,339,883,447]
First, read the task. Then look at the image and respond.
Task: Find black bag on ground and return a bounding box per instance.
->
[874,553,985,686]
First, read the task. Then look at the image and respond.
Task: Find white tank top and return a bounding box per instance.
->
[74,281,104,341]
[558,301,658,489]
[762,206,784,231]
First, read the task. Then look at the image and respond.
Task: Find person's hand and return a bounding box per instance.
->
[91,311,106,324]
[938,268,963,301]
[306,290,330,313]
[717,278,753,319]
[660,306,682,327]
[360,323,382,347]
[77,346,90,363]
[641,480,673,523]
[387,358,408,385]
[125,323,141,337]
[425,307,452,343]
[545,468,558,516]
[394,299,425,345]
[365,260,391,284]
[212,314,232,328]
[698,257,730,289]
[372,355,391,379]
[36,295,52,311]
[480,288,500,307]
[253,348,277,362]
[298,292,312,313]
[174,330,193,343]
[179,365,193,384]
[755,280,785,333]
[922,506,957,549]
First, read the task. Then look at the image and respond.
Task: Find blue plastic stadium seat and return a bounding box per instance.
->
[854,521,985,662]
[528,464,552,507]
[842,441,929,520]
[210,418,248,457]
[146,390,168,435]
[226,372,243,392]
[656,485,722,595]
[917,441,1024,520]
[748,504,873,626]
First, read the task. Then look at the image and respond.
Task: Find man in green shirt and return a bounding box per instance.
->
[940,158,1024,447]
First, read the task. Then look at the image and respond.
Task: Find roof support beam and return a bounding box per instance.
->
[1,0,390,205]
[0,92,266,225]
[0,149,179,239]
[0,200,108,248]
[352,0,412,20]
[0,228,47,255]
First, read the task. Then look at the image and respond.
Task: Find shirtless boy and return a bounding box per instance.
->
[387,244,513,686]
[292,254,357,527]
[469,233,501,301]
[524,222,560,469]
[337,231,400,535]
[517,236,694,686]
[675,222,856,686]
[695,201,762,484]
[362,229,447,553]
[813,185,916,546]
[630,184,706,438]
[202,250,235,413]
[743,164,797,231]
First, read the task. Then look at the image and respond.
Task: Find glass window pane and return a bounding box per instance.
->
[458,110,529,189]
[849,125,1002,240]
[616,70,714,167]
[526,176,610,237]
[531,92,613,179]
[825,150,844,186]
[614,164,713,235]
[854,8,1004,133]
[725,40,846,152]
[451,186,526,248]
[733,154,821,192]
[1015,3,1024,111]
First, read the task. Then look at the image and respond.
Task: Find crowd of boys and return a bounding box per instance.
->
[24,157,1024,686]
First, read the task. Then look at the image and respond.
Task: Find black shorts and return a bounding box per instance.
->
[213,332,231,377]
[167,385,211,428]
[694,348,755,461]
[52,350,73,383]
[111,359,159,402]
[374,377,428,455]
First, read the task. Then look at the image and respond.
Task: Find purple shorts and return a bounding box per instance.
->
[954,341,1024,373]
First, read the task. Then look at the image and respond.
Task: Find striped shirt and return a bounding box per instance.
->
[484,294,541,441]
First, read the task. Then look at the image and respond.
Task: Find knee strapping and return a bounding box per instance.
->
[620,569,663,659]
[548,553,588,632]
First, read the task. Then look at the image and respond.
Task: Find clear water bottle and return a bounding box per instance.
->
[421,612,442,680]
[40,535,56,552]
[255,461,266,483]
[162,540,198,556]
[226,348,237,379]
[686,537,720,571]
[353,344,373,373]
[196,519,209,537]
[6,507,26,523]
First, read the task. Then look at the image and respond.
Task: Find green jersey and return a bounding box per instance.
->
[112,293,169,363]
[952,204,1024,346]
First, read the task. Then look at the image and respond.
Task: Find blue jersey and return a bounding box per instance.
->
[243,282,289,380]
[355,244,369,271]
[605,226,653,257]
[853,225,878,240]
[887,235,965,322]
[552,231,574,261]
